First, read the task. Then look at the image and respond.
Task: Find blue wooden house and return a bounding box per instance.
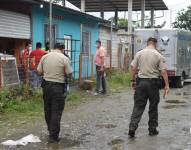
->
[0,0,108,79]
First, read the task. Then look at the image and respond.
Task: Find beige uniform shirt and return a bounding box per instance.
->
[131,48,167,78]
[37,50,73,83]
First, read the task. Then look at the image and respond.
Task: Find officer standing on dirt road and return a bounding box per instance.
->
[37,43,73,143]
[128,37,170,138]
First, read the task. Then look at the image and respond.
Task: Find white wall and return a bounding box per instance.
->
[99,27,120,68]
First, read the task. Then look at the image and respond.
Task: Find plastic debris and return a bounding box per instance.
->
[1,134,41,147]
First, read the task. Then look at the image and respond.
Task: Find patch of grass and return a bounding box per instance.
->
[108,70,131,90]
[4,98,43,113]
[0,87,44,130]
[0,85,43,113]
[65,90,90,109]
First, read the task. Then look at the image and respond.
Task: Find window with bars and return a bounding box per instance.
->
[44,24,57,48]
[82,31,91,55]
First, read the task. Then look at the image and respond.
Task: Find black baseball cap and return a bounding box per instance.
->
[54,43,65,49]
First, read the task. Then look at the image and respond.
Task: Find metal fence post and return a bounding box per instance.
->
[79,53,82,86]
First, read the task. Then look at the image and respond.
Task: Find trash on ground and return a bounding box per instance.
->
[1,134,41,147]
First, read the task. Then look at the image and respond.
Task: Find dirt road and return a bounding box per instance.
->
[1,83,191,150]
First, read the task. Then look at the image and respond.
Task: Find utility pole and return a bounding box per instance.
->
[49,0,53,51]
[81,0,85,12]
[151,9,154,28]
[128,0,133,58]
[141,0,145,28]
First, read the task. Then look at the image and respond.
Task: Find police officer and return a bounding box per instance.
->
[128,37,170,138]
[37,43,73,143]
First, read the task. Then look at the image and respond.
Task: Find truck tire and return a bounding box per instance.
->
[176,76,184,88]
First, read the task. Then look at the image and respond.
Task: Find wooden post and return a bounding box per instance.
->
[0,59,2,88]
[91,54,94,80]
[79,53,83,86]
[110,21,113,73]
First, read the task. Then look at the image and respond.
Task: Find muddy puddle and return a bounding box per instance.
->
[108,138,125,150]
[183,92,191,96]
[163,99,189,109]
[175,92,191,96]
[108,138,125,145]
[96,124,117,129]
[163,104,188,109]
[165,100,187,104]
[41,138,81,150]
[59,137,81,148]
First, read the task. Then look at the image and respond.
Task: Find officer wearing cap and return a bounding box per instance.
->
[37,43,73,143]
[128,37,170,138]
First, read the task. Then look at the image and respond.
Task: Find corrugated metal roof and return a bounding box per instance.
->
[0,0,109,23]
[67,0,168,12]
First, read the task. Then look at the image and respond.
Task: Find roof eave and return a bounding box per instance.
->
[19,0,108,23]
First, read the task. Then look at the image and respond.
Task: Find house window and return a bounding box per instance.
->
[64,35,72,58]
[82,31,91,54]
[44,24,57,48]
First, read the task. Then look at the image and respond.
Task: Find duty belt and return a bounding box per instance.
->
[44,80,66,86]
[137,78,160,81]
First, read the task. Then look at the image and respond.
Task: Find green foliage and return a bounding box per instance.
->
[66,92,80,102]
[108,71,131,90]
[0,71,131,113]
[118,18,128,28]
[0,85,42,112]
[173,5,191,31]
[4,99,43,113]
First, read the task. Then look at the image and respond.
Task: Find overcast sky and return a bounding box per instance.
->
[65,0,191,28]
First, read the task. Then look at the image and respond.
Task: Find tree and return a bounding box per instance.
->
[118,18,128,28]
[108,17,139,28]
[173,5,191,31]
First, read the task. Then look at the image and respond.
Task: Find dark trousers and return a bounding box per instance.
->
[43,81,66,139]
[129,78,160,131]
[96,65,106,93]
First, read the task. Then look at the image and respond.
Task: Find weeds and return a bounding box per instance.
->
[108,70,131,90]
[0,85,42,113]
[0,70,131,113]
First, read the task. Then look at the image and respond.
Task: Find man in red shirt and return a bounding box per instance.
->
[94,40,106,95]
[19,42,32,83]
[29,42,46,88]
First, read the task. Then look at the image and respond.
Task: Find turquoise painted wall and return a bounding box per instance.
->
[32,5,99,78]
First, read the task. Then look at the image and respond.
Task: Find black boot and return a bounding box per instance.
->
[48,136,61,143]
[149,128,159,136]
[128,130,135,138]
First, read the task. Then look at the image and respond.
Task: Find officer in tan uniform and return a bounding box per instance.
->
[37,43,73,143]
[128,37,169,138]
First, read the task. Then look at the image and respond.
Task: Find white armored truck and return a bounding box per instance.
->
[134,29,191,88]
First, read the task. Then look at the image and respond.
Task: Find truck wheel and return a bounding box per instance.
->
[176,76,184,88]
